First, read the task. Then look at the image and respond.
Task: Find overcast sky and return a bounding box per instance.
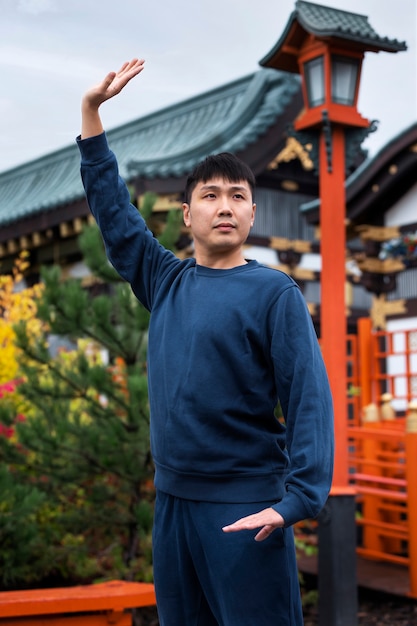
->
[0,0,416,173]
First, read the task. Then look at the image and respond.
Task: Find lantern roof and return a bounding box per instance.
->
[260,0,407,73]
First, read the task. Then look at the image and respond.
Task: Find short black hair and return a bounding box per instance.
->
[184,152,256,205]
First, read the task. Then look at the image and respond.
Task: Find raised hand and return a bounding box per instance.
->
[83,58,145,109]
[81,58,145,139]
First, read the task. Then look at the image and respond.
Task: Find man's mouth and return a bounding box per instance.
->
[214,222,236,231]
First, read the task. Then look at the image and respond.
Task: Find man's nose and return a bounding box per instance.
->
[217,198,233,214]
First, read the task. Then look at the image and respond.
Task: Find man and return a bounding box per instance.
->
[78,58,334,626]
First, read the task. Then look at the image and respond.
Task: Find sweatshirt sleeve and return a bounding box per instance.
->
[76,132,178,310]
[270,284,334,526]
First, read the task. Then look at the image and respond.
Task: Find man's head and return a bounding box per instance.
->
[182,153,256,268]
[184,152,256,205]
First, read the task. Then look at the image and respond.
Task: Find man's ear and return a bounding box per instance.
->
[182,203,191,228]
[251,203,256,227]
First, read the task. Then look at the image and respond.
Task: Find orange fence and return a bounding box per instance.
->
[0,580,156,625]
[346,318,417,598]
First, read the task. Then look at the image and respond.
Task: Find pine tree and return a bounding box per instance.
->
[3,194,183,586]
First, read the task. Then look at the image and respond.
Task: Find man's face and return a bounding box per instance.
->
[182,177,256,265]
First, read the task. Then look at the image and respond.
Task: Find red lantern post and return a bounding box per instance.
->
[260,3,406,625]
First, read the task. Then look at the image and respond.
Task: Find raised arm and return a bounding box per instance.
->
[81,58,145,139]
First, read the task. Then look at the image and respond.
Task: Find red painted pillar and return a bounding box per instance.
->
[358,317,373,411]
[405,401,417,598]
[319,124,350,491]
[317,124,358,626]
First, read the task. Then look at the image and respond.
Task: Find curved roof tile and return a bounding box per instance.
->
[122,69,300,178]
[296,0,404,47]
[260,1,407,71]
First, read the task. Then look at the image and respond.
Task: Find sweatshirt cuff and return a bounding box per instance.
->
[76,132,110,164]
[272,490,313,527]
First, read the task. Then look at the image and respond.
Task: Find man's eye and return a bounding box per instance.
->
[234,194,244,199]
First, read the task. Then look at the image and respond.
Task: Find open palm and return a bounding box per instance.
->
[84,58,145,109]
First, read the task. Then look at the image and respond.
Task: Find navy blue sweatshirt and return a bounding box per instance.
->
[77,132,334,527]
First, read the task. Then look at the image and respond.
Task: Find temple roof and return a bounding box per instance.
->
[0,69,300,227]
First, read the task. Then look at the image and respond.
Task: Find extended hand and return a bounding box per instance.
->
[222,507,285,541]
[81,58,145,139]
[83,58,145,110]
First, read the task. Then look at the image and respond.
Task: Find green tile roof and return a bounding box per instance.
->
[260,1,407,71]
[0,69,300,227]
[296,0,407,50]
[124,70,299,178]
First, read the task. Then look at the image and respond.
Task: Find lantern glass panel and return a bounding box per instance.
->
[304,56,325,107]
[331,56,359,105]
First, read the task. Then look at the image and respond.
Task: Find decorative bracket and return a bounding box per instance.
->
[286,124,320,174]
[286,117,378,176]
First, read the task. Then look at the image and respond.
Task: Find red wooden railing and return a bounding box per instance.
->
[0,580,156,625]
[347,319,417,598]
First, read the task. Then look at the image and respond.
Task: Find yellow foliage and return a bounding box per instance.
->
[43,342,106,425]
[0,251,44,383]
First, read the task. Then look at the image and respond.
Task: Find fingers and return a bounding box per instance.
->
[109,58,145,95]
[116,58,145,80]
[117,61,131,73]
[98,59,145,94]
[222,513,261,532]
[81,58,145,139]
[254,525,276,542]
[222,518,276,542]
[117,58,144,71]
[88,59,145,105]
[102,71,117,90]
[222,507,284,542]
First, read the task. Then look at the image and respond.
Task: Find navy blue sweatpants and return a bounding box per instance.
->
[152,491,304,626]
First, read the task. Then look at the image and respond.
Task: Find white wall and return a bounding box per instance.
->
[384,182,417,227]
